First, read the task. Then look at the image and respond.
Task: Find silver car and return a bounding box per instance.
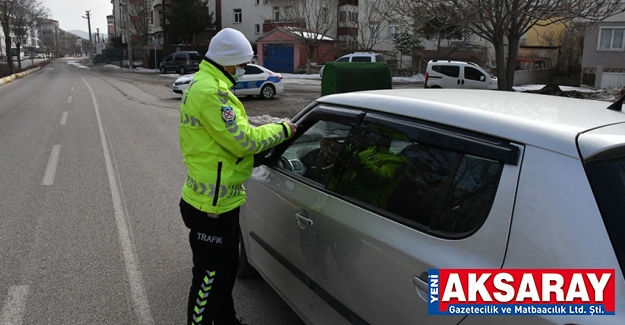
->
[239,89,625,325]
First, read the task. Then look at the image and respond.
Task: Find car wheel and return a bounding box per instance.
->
[160,67,166,74]
[179,66,186,74]
[260,84,275,99]
[237,229,257,278]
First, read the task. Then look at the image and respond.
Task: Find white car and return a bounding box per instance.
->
[425,60,498,90]
[241,88,625,325]
[172,63,284,99]
[320,52,384,78]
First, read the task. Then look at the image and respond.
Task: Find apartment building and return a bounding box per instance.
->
[39,19,60,57]
[113,0,495,72]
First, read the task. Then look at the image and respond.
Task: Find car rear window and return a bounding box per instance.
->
[585,155,625,277]
[432,65,460,77]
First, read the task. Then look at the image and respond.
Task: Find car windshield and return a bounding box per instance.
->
[585,155,625,278]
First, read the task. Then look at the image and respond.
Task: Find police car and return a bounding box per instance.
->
[172,63,284,99]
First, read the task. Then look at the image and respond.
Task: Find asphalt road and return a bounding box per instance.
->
[0,59,305,325]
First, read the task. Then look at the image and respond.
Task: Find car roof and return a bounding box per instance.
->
[342,52,381,57]
[428,60,477,66]
[315,89,625,157]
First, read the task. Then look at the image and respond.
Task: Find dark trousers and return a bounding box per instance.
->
[180,199,240,325]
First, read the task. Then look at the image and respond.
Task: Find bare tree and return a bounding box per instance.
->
[372,0,428,69]
[352,1,388,52]
[267,0,337,73]
[393,0,625,91]
[11,0,48,69]
[0,0,16,74]
[128,0,151,49]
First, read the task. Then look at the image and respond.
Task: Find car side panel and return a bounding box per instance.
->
[307,150,523,325]
[240,166,319,322]
[494,145,625,325]
[233,70,269,96]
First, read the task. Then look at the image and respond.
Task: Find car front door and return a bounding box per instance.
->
[240,105,363,323]
[463,66,489,89]
[308,112,522,325]
[232,65,266,96]
[161,54,174,72]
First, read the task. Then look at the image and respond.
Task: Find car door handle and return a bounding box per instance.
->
[295,210,313,229]
[412,272,430,302]
[412,273,428,292]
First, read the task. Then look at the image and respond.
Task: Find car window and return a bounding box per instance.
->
[189,52,201,61]
[464,66,485,81]
[277,120,353,186]
[244,65,264,75]
[175,54,186,62]
[585,155,625,278]
[431,65,460,77]
[351,56,372,62]
[331,113,507,237]
[336,57,349,62]
[165,54,174,62]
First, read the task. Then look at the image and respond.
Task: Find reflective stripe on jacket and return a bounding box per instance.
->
[179,60,291,214]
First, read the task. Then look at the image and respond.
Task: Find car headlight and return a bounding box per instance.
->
[174,80,191,86]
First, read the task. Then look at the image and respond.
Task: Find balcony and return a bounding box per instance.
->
[151,24,163,34]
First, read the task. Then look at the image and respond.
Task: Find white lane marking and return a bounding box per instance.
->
[80,77,154,325]
[41,145,61,186]
[67,95,72,103]
[60,111,68,125]
[71,87,75,92]
[0,285,29,325]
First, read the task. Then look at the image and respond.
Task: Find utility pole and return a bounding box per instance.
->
[83,10,92,57]
[96,28,100,43]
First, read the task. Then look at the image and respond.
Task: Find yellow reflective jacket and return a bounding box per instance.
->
[179,60,292,214]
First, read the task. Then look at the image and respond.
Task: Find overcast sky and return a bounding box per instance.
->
[45,0,111,34]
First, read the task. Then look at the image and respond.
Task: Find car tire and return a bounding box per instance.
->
[160,67,166,74]
[260,84,275,99]
[179,66,186,74]
[237,229,257,278]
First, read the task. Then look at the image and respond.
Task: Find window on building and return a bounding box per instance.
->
[349,11,358,23]
[338,5,358,27]
[234,8,242,24]
[371,22,380,41]
[389,22,399,38]
[598,27,625,50]
[274,6,280,21]
[255,24,260,34]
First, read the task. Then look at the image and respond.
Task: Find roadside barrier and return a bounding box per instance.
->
[0,66,42,85]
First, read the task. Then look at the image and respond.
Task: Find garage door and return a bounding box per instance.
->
[263,44,294,72]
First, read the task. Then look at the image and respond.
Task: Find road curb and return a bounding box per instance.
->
[0,66,42,85]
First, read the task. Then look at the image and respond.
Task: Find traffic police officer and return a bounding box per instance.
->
[178,28,297,325]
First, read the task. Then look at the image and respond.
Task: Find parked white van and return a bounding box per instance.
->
[425,60,498,90]
[320,52,384,77]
